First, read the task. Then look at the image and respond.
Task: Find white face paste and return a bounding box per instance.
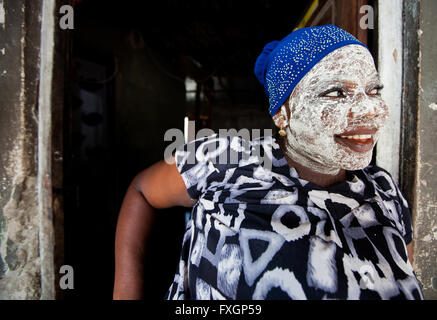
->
[278,45,389,175]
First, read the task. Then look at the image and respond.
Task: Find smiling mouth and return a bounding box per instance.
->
[334,129,377,153]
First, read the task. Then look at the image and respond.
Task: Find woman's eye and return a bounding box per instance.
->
[369,87,382,96]
[323,89,344,98]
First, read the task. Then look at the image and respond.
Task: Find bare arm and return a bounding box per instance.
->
[113,157,196,300]
[407,242,414,266]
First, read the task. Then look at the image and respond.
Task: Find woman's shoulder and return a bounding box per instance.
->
[360,164,407,202]
[359,164,396,188]
[173,134,282,199]
[361,164,395,182]
[362,164,392,176]
[176,134,280,169]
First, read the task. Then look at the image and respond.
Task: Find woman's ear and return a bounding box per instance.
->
[272,105,289,128]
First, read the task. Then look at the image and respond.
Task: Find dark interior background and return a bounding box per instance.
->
[63,0,311,300]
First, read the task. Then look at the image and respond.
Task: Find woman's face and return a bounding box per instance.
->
[278,45,389,175]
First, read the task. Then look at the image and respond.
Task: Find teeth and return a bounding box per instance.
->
[339,134,372,140]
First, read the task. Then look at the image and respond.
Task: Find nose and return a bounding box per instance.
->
[363,106,378,118]
[348,95,389,123]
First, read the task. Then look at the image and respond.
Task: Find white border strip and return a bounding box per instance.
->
[37,0,56,300]
[376,0,403,183]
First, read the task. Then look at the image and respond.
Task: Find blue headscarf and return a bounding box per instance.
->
[254,25,368,116]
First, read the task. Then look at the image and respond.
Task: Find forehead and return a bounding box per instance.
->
[303,45,379,85]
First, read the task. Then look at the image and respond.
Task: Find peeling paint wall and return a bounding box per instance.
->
[411,0,437,300]
[0,178,40,299]
[376,0,403,183]
[0,0,47,299]
[0,1,5,28]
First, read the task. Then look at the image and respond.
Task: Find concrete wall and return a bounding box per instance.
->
[0,0,59,300]
[0,0,43,299]
[376,0,403,183]
[411,0,437,299]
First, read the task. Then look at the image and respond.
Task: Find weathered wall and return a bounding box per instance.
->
[376,0,403,183]
[0,0,42,299]
[412,0,437,299]
[400,0,420,230]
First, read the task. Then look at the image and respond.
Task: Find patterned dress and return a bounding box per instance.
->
[165,134,423,300]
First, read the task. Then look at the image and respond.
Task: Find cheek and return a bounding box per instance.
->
[379,102,389,120]
[288,127,318,145]
[289,99,349,138]
[372,102,390,128]
[320,103,350,131]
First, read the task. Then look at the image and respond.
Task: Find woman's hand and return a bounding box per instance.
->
[113,157,195,300]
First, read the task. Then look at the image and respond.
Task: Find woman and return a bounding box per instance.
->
[113,25,423,300]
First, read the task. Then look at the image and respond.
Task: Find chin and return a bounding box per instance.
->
[339,152,373,171]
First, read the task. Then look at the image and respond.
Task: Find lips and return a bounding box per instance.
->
[334,128,377,153]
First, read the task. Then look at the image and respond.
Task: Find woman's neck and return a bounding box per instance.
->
[278,137,346,187]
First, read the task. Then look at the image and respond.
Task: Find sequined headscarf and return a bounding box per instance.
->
[254,24,368,116]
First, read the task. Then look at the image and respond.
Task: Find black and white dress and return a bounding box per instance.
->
[165,134,423,300]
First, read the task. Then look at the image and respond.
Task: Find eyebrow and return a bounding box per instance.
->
[318,78,383,88]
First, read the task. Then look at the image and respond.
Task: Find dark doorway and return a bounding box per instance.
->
[63,0,312,300]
